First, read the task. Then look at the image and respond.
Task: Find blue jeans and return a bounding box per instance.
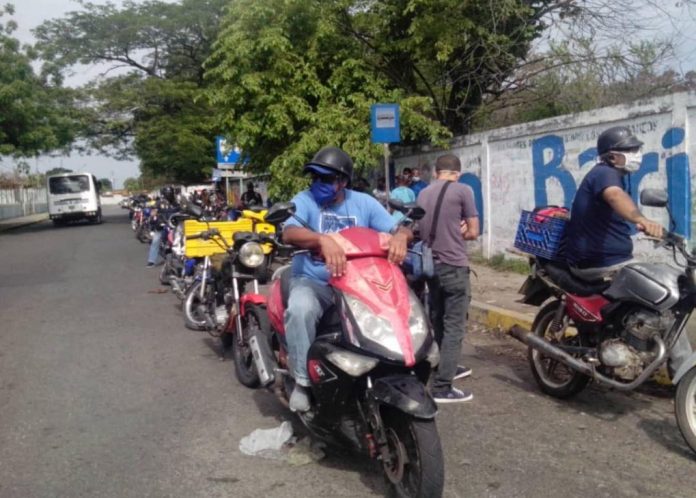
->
[147,229,162,265]
[429,263,471,391]
[284,277,334,387]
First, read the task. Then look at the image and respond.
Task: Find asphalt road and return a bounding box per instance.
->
[1,207,695,498]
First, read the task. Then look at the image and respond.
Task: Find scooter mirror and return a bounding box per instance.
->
[408,206,426,220]
[265,202,296,224]
[640,189,668,208]
[388,198,405,211]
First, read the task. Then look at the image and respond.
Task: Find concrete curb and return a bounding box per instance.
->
[469,300,534,331]
[0,213,49,233]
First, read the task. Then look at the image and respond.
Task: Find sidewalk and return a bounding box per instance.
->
[469,262,535,331]
[0,212,49,233]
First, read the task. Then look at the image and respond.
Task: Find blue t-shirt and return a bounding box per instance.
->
[410,180,428,197]
[285,189,397,283]
[565,162,633,268]
[390,186,416,222]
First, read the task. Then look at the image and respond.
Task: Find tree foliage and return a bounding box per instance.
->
[98,178,113,191]
[33,0,229,182]
[0,4,77,157]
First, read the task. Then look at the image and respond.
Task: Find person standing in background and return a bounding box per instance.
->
[409,166,429,197]
[389,174,416,222]
[416,154,479,403]
[372,176,388,206]
[240,181,263,208]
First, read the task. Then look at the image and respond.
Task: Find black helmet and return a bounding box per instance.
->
[597,126,644,155]
[303,146,354,183]
[160,186,175,203]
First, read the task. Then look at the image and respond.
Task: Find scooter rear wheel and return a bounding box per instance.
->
[381,408,444,498]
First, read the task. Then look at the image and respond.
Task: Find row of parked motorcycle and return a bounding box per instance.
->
[124,193,447,497]
[123,184,696,496]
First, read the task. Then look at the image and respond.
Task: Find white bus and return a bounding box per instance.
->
[47,172,103,226]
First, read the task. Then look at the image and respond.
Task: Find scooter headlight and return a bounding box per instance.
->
[326,350,378,376]
[344,294,401,354]
[408,291,428,352]
[239,242,265,268]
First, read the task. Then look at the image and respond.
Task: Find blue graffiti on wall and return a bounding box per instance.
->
[459,173,484,231]
[531,127,691,238]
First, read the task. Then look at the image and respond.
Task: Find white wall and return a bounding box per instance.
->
[395,92,696,261]
[0,188,48,220]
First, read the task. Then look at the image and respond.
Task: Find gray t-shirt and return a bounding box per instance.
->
[416,179,478,267]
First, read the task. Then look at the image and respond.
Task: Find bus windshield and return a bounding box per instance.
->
[49,175,91,195]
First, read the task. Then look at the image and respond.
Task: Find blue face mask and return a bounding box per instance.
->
[310,179,339,206]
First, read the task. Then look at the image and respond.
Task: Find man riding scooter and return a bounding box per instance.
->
[282,146,413,412]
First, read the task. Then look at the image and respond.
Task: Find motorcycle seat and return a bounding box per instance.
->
[540,260,610,297]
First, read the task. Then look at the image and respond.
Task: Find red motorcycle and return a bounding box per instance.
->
[232,202,444,497]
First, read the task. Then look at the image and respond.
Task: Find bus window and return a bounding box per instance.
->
[49,175,91,195]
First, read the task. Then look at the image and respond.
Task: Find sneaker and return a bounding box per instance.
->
[289,385,310,412]
[453,366,472,380]
[146,262,155,268]
[432,387,473,404]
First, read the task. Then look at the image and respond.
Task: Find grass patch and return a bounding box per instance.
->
[470,252,530,275]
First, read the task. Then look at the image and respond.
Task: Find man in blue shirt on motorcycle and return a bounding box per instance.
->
[565,126,664,281]
[282,146,412,412]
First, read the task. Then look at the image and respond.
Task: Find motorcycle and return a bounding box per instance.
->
[180,205,275,338]
[232,202,445,497]
[510,188,696,453]
[158,212,197,298]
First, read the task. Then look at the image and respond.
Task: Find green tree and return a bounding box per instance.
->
[123,177,141,192]
[0,4,77,157]
[205,0,452,198]
[33,0,229,182]
[98,178,113,191]
[45,167,72,175]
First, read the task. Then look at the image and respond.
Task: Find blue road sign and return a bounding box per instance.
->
[371,104,400,143]
[216,136,242,165]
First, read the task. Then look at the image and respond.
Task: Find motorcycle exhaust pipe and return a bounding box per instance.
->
[509,325,666,391]
[249,332,276,387]
[510,325,594,376]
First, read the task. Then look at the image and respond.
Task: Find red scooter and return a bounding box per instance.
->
[232,202,444,498]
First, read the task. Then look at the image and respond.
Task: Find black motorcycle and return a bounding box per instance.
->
[511,188,696,453]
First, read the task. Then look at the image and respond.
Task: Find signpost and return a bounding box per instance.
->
[216,136,246,204]
[370,104,400,192]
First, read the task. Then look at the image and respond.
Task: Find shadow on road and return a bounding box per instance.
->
[638,417,695,461]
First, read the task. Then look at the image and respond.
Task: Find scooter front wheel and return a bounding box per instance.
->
[381,407,444,498]
[675,366,696,453]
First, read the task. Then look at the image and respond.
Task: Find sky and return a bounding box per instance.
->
[4,0,696,188]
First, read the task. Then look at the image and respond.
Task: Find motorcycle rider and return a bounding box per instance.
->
[146,186,179,267]
[565,126,664,281]
[282,146,413,412]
